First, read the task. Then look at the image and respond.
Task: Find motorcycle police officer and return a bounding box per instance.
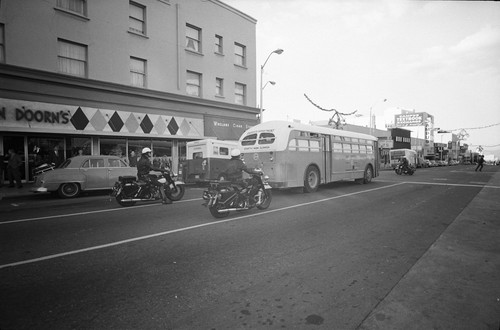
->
[137,147,172,204]
[400,157,410,174]
[225,149,261,205]
[226,149,258,184]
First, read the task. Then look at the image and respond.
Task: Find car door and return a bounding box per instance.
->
[107,158,136,185]
[81,158,109,189]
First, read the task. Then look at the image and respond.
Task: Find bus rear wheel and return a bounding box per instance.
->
[303,165,319,193]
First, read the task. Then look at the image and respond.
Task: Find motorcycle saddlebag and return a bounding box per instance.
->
[119,176,136,184]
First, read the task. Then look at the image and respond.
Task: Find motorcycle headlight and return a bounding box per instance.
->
[263,175,270,181]
[158,178,167,184]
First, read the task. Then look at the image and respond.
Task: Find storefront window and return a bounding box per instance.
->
[152,139,172,170]
[67,137,91,156]
[100,137,126,160]
[28,136,65,180]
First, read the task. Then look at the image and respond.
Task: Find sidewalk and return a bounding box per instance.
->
[0,182,38,200]
[359,170,500,329]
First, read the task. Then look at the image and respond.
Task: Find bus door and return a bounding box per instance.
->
[322,135,332,183]
[373,140,380,177]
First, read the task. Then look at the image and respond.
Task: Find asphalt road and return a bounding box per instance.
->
[1,165,499,329]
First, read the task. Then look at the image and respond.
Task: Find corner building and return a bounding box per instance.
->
[0,0,257,182]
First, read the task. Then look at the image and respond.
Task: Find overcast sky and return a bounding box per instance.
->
[223,0,500,151]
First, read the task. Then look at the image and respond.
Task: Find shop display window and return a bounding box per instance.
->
[100,137,126,160]
[152,139,173,170]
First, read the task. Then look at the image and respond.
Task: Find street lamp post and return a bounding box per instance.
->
[259,48,283,123]
[369,98,387,135]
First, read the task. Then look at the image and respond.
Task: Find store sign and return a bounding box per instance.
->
[379,139,394,148]
[0,98,204,137]
[395,113,424,127]
[204,115,257,140]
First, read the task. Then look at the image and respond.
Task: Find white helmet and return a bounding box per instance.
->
[141,147,152,154]
[230,149,241,157]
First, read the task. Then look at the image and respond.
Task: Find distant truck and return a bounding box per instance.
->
[181,139,239,183]
[389,148,417,169]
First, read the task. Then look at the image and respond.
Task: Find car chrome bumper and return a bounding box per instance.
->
[30,187,48,193]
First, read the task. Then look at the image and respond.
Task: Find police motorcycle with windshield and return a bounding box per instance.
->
[111,148,185,206]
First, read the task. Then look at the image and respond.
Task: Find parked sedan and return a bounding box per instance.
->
[31,155,136,198]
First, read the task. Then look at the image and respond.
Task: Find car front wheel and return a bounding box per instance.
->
[58,182,81,198]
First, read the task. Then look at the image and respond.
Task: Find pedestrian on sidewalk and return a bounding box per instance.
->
[475,155,484,172]
[7,149,23,188]
[0,152,7,187]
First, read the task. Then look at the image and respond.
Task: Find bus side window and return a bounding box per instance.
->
[333,143,343,153]
[288,139,298,151]
[220,147,229,156]
[342,143,352,153]
[352,144,360,153]
[213,146,219,155]
[297,139,308,151]
[367,145,373,154]
[310,140,320,152]
[242,133,257,146]
[193,152,203,159]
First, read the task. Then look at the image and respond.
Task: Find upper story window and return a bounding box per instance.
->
[130,57,146,88]
[0,24,4,63]
[215,78,223,97]
[234,43,246,67]
[57,0,87,16]
[129,1,146,35]
[186,24,201,52]
[58,39,87,77]
[235,82,246,105]
[215,35,223,54]
[187,71,201,97]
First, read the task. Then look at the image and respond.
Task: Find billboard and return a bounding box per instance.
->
[395,113,424,127]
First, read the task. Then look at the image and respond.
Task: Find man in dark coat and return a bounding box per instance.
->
[7,149,23,188]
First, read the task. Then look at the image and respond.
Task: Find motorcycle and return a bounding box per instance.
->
[395,164,415,175]
[111,170,185,207]
[33,163,55,177]
[202,170,272,218]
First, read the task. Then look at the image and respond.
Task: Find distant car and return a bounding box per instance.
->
[31,155,136,198]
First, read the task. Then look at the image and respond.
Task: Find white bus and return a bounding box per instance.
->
[181,139,239,183]
[389,149,417,169]
[238,121,379,192]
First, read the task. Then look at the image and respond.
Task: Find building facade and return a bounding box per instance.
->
[0,0,258,182]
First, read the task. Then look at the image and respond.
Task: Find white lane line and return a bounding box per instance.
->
[377,180,500,189]
[0,183,405,269]
[404,181,500,189]
[0,198,202,225]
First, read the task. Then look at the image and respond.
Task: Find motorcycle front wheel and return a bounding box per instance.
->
[257,189,272,210]
[209,203,230,218]
[395,168,402,175]
[116,194,136,207]
[166,184,185,201]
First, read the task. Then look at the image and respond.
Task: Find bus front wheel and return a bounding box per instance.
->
[303,165,320,193]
